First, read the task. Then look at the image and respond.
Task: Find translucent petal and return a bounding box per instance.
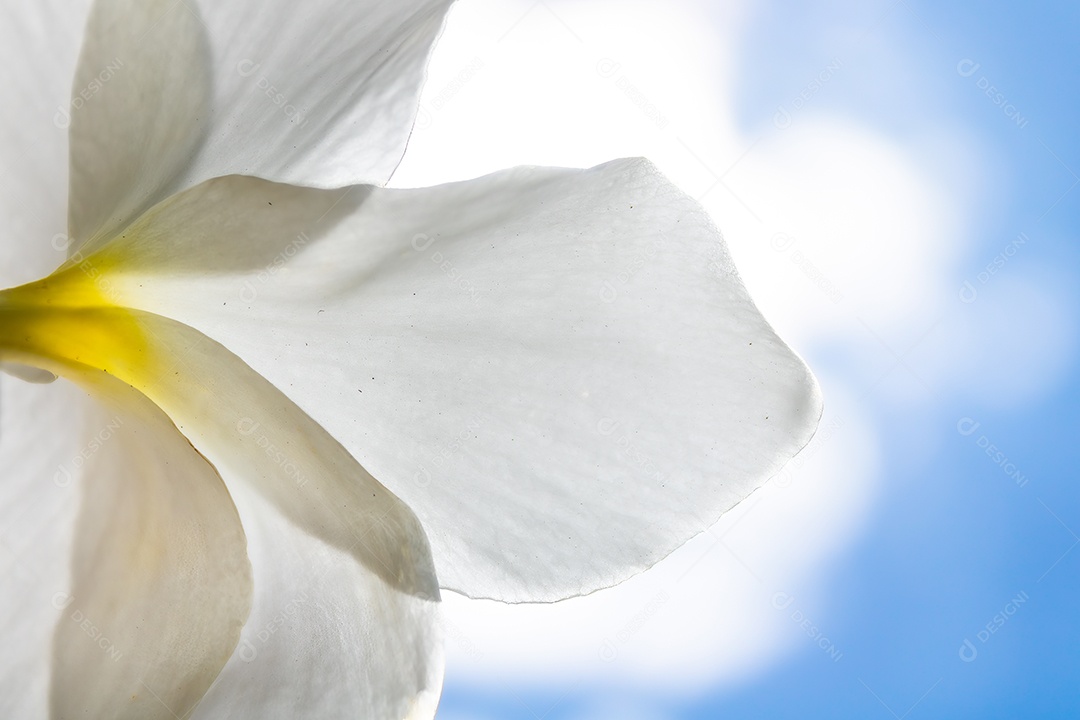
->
[0,0,91,281]
[96,159,823,602]
[0,3,91,695]
[68,0,454,248]
[185,0,453,187]
[0,379,84,718]
[49,371,252,720]
[0,299,442,715]
[193,482,442,720]
[67,0,211,248]
[0,297,440,600]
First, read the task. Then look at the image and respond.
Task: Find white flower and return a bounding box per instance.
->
[0,0,821,718]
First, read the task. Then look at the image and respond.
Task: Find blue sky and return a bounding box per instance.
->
[396,0,1080,717]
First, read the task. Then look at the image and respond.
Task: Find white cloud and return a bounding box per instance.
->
[911,263,1078,410]
[564,699,676,720]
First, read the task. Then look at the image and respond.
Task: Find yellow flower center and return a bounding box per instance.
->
[0,259,154,382]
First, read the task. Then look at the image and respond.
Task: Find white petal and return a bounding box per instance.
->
[137,317,444,718]
[68,0,454,247]
[97,159,823,602]
[138,316,440,602]
[50,370,252,720]
[0,302,443,716]
[67,0,211,248]
[0,0,91,282]
[194,482,442,720]
[0,379,84,718]
[186,0,453,187]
